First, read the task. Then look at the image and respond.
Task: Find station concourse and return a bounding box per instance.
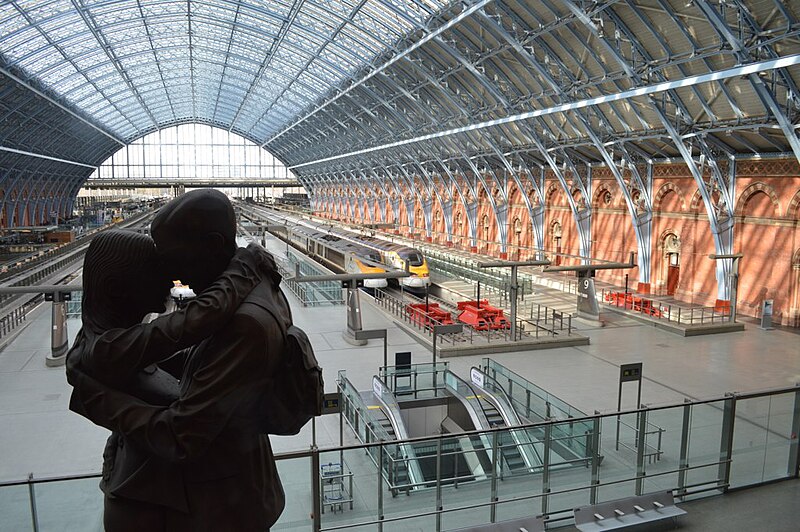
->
[0,228,798,530]
[1,1,799,531]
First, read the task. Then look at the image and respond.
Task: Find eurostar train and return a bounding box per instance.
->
[257,209,430,291]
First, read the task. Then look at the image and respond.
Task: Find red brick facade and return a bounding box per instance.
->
[317,158,800,327]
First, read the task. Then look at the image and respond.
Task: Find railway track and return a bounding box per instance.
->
[0,209,158,343]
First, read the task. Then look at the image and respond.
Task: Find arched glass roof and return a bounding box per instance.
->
[1,0,799,233]
[0,0,453,143]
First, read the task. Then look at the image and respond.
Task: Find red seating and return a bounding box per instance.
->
[456,300,511,330]
[406,303,454,330]
[604,292,662,318]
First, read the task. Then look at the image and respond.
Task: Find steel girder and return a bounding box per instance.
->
[562,0,738,299]
[287,1,797,303]
[480,4,652,279]
[1,0,448,143]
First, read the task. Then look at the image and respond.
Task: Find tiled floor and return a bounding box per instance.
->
[0,235,798,530]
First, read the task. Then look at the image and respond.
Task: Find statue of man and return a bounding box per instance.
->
[69,190,288,531]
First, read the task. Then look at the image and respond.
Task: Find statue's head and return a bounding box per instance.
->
[150,189,237,292]
[82,230,171,332]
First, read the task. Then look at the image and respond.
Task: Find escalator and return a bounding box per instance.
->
[370,405,412,492]
[444,369,544,477]
[480,400,528,474]
[371,376,425,493]
[371,376,476,490]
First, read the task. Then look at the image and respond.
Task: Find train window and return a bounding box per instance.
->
[328,249,344,264]
[402,251,424,266]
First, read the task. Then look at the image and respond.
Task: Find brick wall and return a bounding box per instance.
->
[317,159,800,327]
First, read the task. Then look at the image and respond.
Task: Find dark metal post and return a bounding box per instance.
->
[509,265,518,341]
[624,274,629,308]
[542,423,552,515]
[311,446,321,531]
[28,473,39,532]
[435,437,443,532]
[425,284,430,313]
[677,399,692,497]
[789,386,800,477]
[377,442,385,532]
[590,415,601,505]
[490,430,499,523]
[635,408,647,495]
[718,393,737,492]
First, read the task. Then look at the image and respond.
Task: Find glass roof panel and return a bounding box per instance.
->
[0,0,449,142]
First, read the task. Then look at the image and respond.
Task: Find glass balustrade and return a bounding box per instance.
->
[2,385,797,531]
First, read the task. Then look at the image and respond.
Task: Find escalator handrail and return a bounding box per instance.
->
[469,367,543,471]
[442,370,498,462]
[371,376,425,489]
[469,367,524,427]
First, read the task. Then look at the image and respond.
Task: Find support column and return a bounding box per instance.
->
[46,291,70,367]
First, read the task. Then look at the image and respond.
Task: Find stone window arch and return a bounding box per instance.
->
[734,182,782,218]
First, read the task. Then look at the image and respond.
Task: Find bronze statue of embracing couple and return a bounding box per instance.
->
[67,190,288,531]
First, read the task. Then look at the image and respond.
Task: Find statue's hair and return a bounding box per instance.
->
[81,230,157,332]
[151,189,236,248]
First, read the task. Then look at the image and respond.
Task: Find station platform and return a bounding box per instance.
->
[0,234,798,531]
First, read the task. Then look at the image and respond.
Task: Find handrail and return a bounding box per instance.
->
[481,358,586,422]
[371,376,425,489]
[442,369,496,469]
[469,367,543,471]
[3,381,798,532]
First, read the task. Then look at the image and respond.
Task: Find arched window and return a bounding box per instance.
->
[83,124,296,197]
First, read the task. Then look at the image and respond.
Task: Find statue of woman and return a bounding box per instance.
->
[67,229,268,530]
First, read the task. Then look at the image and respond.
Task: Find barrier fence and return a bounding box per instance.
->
[2,383,798,531]
[600,288,733,326]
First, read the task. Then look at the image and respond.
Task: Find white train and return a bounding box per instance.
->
[255,209,430,290]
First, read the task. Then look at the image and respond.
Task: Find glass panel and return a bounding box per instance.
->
[596,412,638,502]
[763,392,796,482]
[495,426,544,522]
[639,406,683,494]
[273,454,312,531]
[318,446,379,530]
[0,483,33,532]
[731,396,771,488]
[546,418,595,516]
[82,124,297,193]
[29,476,104,531]
[731,393,796,488]
[382,435,437,531]
[685,401,725,494]
[438,431,493,531]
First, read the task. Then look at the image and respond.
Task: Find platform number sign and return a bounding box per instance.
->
[577,271,600,317]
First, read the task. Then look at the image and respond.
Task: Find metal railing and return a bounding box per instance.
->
[0,298,37,337]
[269,253,344,307]
[3,383,797,531]
[600,288,733,326]
[373,287,572,346]
[481,358,593,461]
[617,414,665,463]
[379,362,450,400]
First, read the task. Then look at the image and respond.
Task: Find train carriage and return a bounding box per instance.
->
[253,208,430,290]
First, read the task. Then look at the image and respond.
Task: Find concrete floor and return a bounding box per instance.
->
[0,234,798,531]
